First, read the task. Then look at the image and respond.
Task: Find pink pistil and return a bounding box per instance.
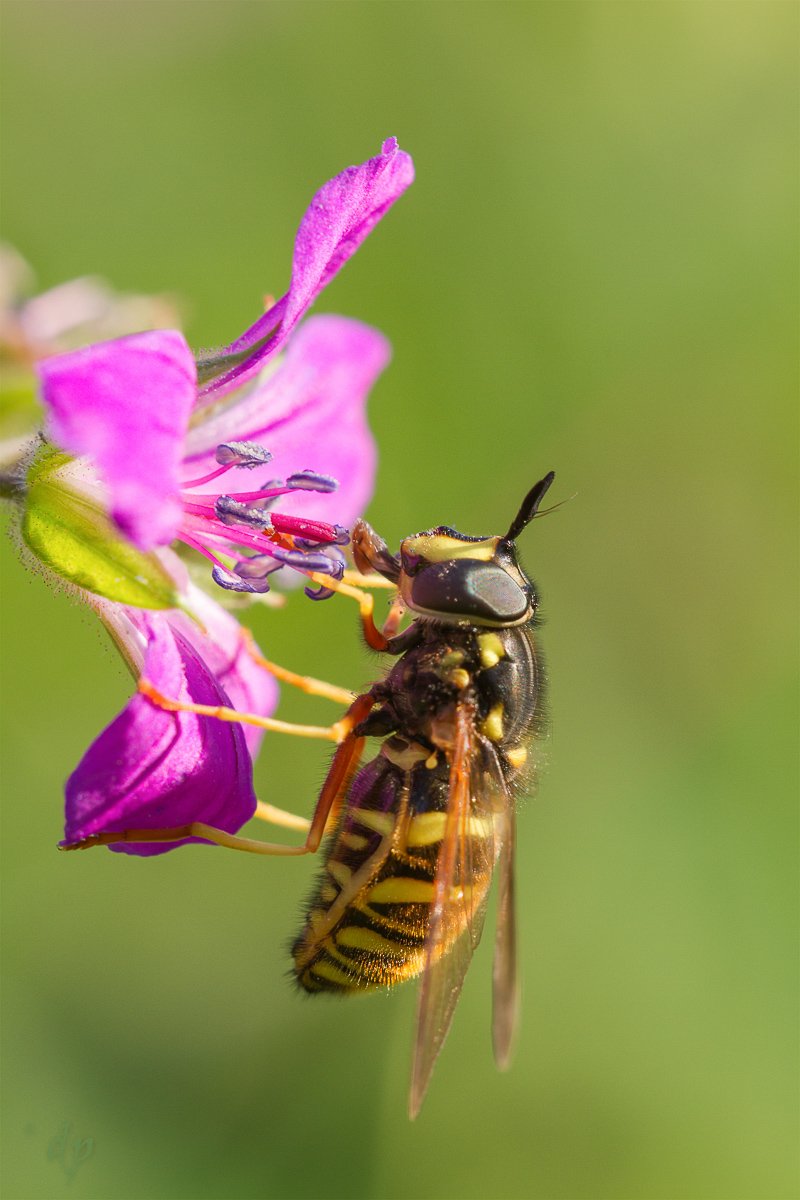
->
[178,533,231,571]
[269,513,338,541]
[180,513,279,555]
[179,463,238,489]
[174,470,341,588]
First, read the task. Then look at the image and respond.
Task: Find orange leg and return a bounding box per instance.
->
[137,679,353,743]
[383,595,405,640]
[241,628,355,705]
[60,823,312,856]
[307,571,390,651]
[61,694,375,856]
[340,570,396,589]
[254,801,310,832]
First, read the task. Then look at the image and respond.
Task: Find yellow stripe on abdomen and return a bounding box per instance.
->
[336,926,407,955]
[368,877,435,904]
[406,811,447,846]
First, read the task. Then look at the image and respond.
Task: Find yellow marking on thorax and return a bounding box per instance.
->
[480,702,504,742]
[368,877,435,904]
[440,649,464,669]
[350,809,394,837]
[320,882,338,902]
[506,745,528,768]
[478,631,505,669]
[403,534,499,563]
[449,667,471,690]
[406,811,447,847]
[336,926,407,956]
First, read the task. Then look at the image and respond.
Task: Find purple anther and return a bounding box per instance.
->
[211,566,261,593]
[258,478,285,497]
[286,470,339,494]
[237,574,273,594]
[332,525,350,546]
[214,496,274,530]
[233,555,284,580]
[304,550,344,596]
[293,535,347,554]
[305,583,336,601]
[302,548,345,599]
[215,441,273,469]
[269,548,344,576]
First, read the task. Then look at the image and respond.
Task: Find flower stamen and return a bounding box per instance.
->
[180,441,274,488]
[176,443,349,597]
[214,496,274,530]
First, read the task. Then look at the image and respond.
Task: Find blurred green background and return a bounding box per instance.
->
[1,3,796,1198]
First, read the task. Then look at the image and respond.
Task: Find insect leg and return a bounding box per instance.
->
[240,629,356,705]
[138,679,357,743]
[247,702,369,853]
[307,572,391,651]
[305,692,375,849]
[60,824,313,856]
[340,570,397,589]
[63,695,374,856]
[382,595,405,640]
[253,801,311,832]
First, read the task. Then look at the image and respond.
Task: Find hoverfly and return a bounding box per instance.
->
[67,472,556,1119]
[292,471,555,1116]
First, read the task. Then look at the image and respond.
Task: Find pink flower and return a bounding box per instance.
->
[38,138,414,854]
[36,138,413,596]
[63,592,277,856]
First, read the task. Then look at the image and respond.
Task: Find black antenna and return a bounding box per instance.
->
[505,471,556,541]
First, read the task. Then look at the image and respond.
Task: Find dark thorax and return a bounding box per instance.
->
[361,621,540,782]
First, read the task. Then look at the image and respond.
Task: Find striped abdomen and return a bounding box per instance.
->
[292,744,492,993]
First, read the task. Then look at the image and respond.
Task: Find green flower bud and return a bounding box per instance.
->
[21,448,179,609]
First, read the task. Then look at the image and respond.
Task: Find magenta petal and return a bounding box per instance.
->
[37,330,197,550]
[63,616,257,856]
[165,584,279,759]
[183,315,386,529]
[199,138,413,400]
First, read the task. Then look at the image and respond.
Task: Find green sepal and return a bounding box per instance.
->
[21,464,179,610]
[194,322,280,386]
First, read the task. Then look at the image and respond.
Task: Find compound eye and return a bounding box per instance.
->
[409,560,530,623]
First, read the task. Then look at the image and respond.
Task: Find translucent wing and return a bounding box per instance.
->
[408,698,505,1119]
[482,738,519,1071]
